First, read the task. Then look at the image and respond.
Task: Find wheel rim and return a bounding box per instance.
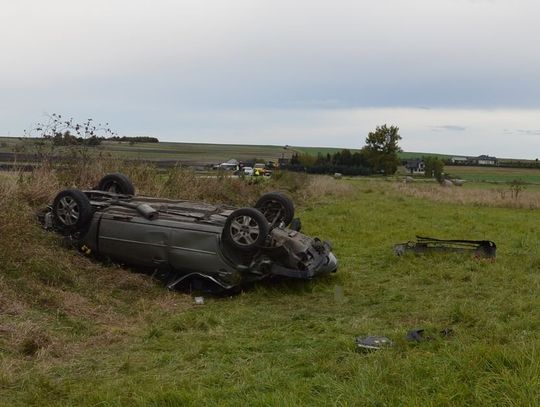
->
[259,200,284,225]
[229,215,260,246]
[56,196,80,225]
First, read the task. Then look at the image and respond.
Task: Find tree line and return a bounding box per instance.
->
[284,124,402,176]
[46,132,159,146]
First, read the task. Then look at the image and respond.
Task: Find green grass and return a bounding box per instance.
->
[446,166,540,184]
[1,176,539,406]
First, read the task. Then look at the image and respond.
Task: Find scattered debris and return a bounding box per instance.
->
[394,236,496,258]
[356,327,455,352]
[355,336,393,351]
[406,328,432,342]
[406,327,455,342]
[194,296,205,305]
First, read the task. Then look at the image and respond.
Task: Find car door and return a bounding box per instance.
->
[98,211,170,269]
[168,224,224,274]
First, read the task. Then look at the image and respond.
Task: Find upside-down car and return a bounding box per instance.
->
[41,173,338,292]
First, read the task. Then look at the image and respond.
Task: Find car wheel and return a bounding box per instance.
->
[52,189,92,231]
[223,208,270,251]
[97,173,135,195]
[254,192,295,227]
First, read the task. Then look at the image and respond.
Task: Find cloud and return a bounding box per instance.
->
[1,1,540,159]
[431,125,467,131]
[1,0,540,109]
[515,129,540,135]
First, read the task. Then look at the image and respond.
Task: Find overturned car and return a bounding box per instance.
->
[41,173,337,292]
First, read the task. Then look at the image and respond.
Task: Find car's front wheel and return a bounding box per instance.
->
[52,189,92,232]
[223,208,270,251]
[254,192,295,227]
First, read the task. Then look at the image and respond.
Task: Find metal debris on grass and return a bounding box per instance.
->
[394,236,496,258]
[355,336,394,351]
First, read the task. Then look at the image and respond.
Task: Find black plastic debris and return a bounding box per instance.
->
[355,336,393,351]
[406,327,455,342]
[406,328,432,343]
[394,236,496,258]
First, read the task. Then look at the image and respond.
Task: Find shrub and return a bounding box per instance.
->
[509,179,526,199]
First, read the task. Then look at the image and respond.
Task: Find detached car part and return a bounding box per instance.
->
[41,173,338,292]
[394,236,496,258]
[355,336,393,351]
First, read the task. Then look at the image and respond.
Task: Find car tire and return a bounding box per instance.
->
[254,192,295,227]
[223,208,270,251]
[97,173,135,195]
[52,189,92,231]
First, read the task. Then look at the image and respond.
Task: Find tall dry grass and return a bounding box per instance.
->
[299,175,355,203]
[0,172,18,208]
[0,162,176,361]
[3,158,355,214]
[391,181,540,209]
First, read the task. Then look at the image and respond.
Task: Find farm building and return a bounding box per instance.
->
[474,155,498,165]
[405,159,425,174]
[451,156,468,164]
[450,155,498,166]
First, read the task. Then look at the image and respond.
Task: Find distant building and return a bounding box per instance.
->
[451,156,468,164]
[449,155,497,166]
[475,155,497,165]
[405,159,425,174]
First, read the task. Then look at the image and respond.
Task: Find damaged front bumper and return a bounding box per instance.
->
[267,228,338,279]
[271,251,338,279]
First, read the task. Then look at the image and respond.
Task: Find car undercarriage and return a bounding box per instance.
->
[40,173,338,292]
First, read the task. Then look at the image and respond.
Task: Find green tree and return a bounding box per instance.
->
[361,124,402,175]
[298,153,317,167]
[424,156,445,182]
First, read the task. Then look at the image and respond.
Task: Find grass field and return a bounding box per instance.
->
[1,165,539,406]
[446,166,540,184]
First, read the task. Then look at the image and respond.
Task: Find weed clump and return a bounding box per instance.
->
[19,333,50,357]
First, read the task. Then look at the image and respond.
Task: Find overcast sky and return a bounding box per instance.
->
[1,0,539,158]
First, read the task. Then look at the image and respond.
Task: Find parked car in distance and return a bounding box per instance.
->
[41,173,338,293]
[243,166,254,176]
[253,163,272,176]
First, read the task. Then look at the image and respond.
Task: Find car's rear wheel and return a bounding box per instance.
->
[223,208,269,251]
[254,192,294,227]
[52,189,92,231]
[97,173,135,195]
